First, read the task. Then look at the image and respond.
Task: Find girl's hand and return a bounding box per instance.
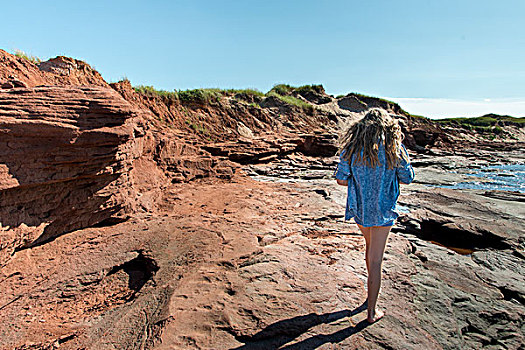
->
[396,144,415,184]
[336,179,348,186]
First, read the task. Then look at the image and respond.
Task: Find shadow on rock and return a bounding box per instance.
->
[231,301,369,350]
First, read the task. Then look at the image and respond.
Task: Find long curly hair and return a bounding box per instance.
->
[337,108,408,169]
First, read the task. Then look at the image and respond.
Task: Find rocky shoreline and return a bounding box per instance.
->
[241,144,525,349]
[0,49,524,349]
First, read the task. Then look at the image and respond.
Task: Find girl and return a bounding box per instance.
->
[334,108,415,323]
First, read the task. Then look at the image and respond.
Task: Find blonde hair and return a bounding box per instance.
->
[337,108,408,169]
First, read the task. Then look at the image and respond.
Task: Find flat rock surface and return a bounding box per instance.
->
[1,171,523,349]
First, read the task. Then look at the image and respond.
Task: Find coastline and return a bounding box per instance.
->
[0,49,523,349]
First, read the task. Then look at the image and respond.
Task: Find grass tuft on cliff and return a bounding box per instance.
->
[269,84,324,96]
[340,92,406,110]
[214,88,265,98]
[134,85,266,105]
[437,114,525,127]
[177,89,223,104]
[14,49,41,65]
[267,91,314,113]
[134,85,178,101]
[436,114,525,137]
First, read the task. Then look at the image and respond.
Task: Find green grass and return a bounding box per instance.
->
[295,84,325,94]
[267,91,314,113]
[268,84,324,96]
[436,114,524,135]
[221,88,265,104]
[177,89,222,104]
[134,86,221,103]
[222,88,265,97]
[438,116,496,127]
[265,84,325,113]
[347,92,399,106]
[178,87,265,101]
[437,115,525,128]
[134,85,266,105]
[269,84,294,95]
[499,116,525,124]
[134,85,178,101]
[185,119,208,134]
[14,49,41,64]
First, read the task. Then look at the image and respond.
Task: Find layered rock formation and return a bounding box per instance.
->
[0,85,145,263]
[0,49,523,349]
[0,51,107,89]
[0,50,237,267]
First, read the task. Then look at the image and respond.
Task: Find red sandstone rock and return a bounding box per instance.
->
[0,49,108,89]
[0,83,235,266]
[0,85,146,264]
[0,48,524,350]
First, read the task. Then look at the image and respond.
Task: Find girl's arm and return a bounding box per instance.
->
[334,150,351,186]
[396,144,415,184]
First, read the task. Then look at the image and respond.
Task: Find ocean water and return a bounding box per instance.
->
[441,163,525,193]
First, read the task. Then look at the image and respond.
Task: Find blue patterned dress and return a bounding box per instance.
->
[334,143,415,227]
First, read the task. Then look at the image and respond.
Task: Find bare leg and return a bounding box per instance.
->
[356,224,371,275]
[366,225,391,323]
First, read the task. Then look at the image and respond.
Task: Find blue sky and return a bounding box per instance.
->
[1,0,524,118]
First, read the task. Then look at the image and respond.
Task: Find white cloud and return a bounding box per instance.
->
[385,97,525,119]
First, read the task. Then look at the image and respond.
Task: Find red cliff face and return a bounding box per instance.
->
[0,51,234,266]
[0,85,146,263]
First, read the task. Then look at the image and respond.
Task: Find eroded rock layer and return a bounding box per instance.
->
[0,86,145,262]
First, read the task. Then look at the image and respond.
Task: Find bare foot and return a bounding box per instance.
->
[367,308,384,323]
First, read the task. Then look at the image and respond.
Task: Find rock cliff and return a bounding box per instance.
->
[0,85,144,263]
[0,49,523,349]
